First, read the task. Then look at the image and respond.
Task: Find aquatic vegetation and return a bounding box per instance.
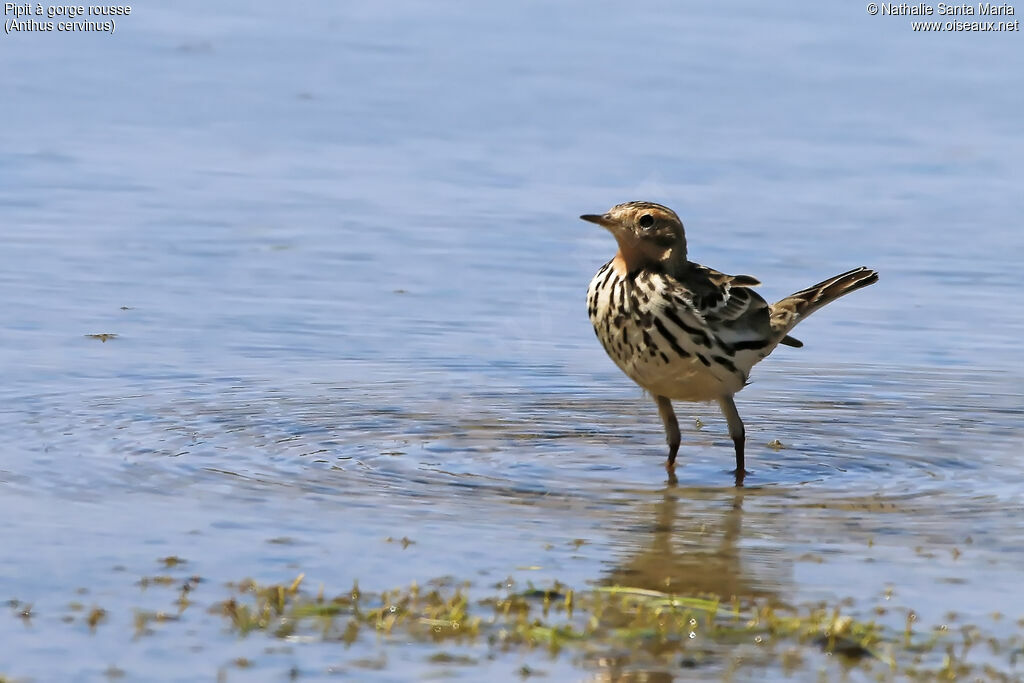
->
[205,574,1024,680]
[86,606,107,631]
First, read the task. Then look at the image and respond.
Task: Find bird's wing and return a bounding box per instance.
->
[667,265,777,351]
[687,266,768,322]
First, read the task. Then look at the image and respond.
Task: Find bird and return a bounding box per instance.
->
[581,201,878,485]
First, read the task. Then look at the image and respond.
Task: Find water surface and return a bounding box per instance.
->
[2,1,1023,680]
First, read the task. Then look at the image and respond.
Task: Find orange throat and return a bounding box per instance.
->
[611,241,647,276]
[610,235,686,276]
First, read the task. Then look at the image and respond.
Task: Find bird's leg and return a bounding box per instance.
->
[654,395,680,470]
[717,395,748,486]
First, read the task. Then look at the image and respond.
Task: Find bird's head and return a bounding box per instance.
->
[580,201,687,273]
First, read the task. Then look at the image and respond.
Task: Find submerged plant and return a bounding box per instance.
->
[206,574,1021,679]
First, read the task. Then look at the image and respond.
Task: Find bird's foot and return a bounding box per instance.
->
[730,468,751,487]
[664,457,679,480]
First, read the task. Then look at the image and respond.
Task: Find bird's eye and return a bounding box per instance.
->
[638,214,655,228]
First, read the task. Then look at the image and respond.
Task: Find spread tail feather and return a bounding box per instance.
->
[771,266,878,339]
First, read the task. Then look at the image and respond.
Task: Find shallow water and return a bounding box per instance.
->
[3,0,1024,680]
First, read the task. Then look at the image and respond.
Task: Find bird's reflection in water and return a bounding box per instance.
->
[587,486,792,681]
[604,485,789,602]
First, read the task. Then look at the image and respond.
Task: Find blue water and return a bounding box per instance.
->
[2,1,1023,680]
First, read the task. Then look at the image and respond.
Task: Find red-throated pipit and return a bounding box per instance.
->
[582,201,878,485]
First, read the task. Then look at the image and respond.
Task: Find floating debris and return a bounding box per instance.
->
[384,536,416,549]
[86,606,107,630]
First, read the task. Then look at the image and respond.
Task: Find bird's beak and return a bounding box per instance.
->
[581,212,640,251]
[580,213,613,227]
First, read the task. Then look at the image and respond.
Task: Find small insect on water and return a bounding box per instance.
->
[582,201,878,485]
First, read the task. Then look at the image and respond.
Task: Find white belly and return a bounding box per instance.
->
[587,264,751,402]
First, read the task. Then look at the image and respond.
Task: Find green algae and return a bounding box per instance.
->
[7,565,1024,681]
[206,574,1022,680]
